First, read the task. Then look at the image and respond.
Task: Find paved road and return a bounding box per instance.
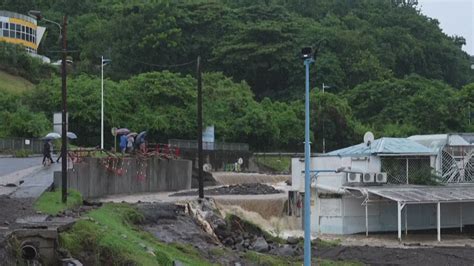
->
[0,157,59,198]
[0,157,43,177]
[10,163,59,198]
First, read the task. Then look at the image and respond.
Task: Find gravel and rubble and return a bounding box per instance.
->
[140,199,474,266]
[170,183,282,197]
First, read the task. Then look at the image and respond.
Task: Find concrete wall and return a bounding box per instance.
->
[291,156,381,192]
[54,157,191,199]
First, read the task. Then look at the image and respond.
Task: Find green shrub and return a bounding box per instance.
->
[0,42,55,83]
[13,149,31,158]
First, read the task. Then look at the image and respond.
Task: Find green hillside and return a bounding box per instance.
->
[0,70,34,94]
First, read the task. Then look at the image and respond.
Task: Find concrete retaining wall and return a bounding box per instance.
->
[54,157,192,199]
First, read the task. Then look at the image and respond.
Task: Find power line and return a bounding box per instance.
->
[124,56,197,68]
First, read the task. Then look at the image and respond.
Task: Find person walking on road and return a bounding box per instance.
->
[42,140,54,165]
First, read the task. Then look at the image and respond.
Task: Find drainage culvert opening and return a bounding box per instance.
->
[21,244,38,260]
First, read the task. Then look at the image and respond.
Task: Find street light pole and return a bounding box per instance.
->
[60,15,68,203]
[302,48,315,266]
[101,56,104,150]
[322,83,330,154]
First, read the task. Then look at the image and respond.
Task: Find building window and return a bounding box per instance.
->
[15,24,20,31]
[21,33,25,40]
[9,30,14,38]
[4,23,8,29]
[2,30,7,37]
[16,31,20,39]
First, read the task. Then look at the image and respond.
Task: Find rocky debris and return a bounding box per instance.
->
[55,204,101,219]
[269,244,297,257]
[250,237,269,252]
[170,183,282,197]
[286,236,299,245]
[191,169,218,188]
[138,201,244,265]
[202,208,303,257]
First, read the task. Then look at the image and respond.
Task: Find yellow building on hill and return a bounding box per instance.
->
[0,10,46,54]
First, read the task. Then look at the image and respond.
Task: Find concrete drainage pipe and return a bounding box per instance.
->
[21,243,38,260]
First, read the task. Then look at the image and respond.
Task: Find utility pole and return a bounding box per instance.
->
[197,56,204,199]
[27,10,68,203]
[469,104,471,126]
[61,15,68,203]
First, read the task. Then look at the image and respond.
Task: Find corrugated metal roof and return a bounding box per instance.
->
[326,137,435,157]
[407,134,447,153]
[408,134,474,153]
[346,185,474,203]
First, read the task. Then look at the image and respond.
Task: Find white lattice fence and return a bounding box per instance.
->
[441,147,474,183]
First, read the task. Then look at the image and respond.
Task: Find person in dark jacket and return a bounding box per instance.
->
[42,140,54,165]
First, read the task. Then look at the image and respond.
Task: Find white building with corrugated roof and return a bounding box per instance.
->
[290,133,474,241]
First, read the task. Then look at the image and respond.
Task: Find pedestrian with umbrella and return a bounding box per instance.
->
[42,139,54,166]
[127,132,137,153]
[42,133,60,165]
[56,132,77,163]
[119,133,128,154]
[135,131,147,153]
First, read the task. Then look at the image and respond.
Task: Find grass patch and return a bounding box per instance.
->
[255,155,291,173]
[244,251,298,265]
[13,149,31,158]
[34,189,82,215]
[0,70,34,93]
[317,238,342,248]
[60,203,211,266]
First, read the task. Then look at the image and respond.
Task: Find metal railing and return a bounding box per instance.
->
[168,139,249,151]
[0,137,43,154]
[0,10,37,24]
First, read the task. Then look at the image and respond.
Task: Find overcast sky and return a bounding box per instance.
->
[418,0,473,55]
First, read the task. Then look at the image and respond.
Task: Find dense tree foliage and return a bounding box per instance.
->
[19,71,304,150]
[0,0,473,151]
[0,42,54,83]
[2,0,471,98]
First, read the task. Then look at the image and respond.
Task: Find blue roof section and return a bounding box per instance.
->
[326,137,436,157]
